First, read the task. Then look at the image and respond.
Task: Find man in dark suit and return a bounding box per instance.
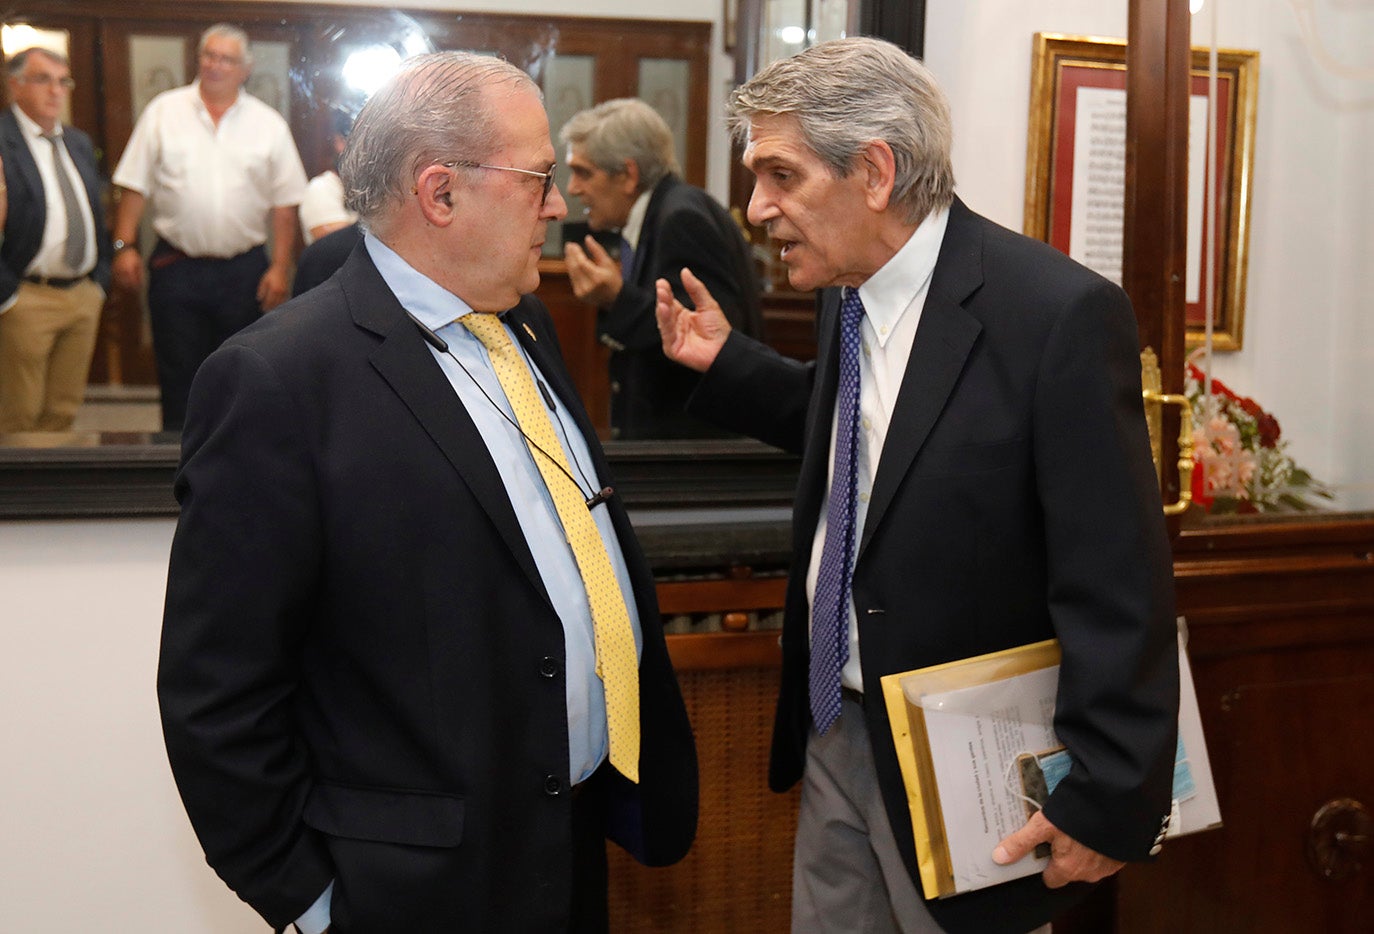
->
[0,47,111,432]
[158,52,696,934]
[658,38,1177,934]
[561,98,761,439]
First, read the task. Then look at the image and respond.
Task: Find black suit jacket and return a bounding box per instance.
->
[0,109,111,301]
[599,175,761,439]
[158,244,697,932]
[691,198,1178,933]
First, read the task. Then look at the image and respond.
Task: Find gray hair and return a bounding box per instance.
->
[559,98,679,192]
[198,23,253,68]
[6,46,70,75]
[728,37,955,225]
[340,51,538,229]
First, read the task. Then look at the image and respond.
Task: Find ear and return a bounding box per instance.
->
[859,139,897,214]
[620,159,642,196]
[414,164,458,227]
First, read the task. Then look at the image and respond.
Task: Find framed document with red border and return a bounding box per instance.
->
[1023,34,1258,351]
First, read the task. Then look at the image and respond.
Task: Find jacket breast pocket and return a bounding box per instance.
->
[303,782,465,848]
[912,436,1026,478]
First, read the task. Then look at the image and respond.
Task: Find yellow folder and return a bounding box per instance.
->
[879,639,1062,900]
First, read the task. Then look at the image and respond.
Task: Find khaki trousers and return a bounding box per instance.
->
[0,278,104,432]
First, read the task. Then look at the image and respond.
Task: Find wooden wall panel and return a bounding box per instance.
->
[608,661,798,932]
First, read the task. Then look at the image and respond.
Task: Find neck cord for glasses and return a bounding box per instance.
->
[407,312,614,510]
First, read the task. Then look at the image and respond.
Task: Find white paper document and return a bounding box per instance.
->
[901,634,1222,896]
[912,667,1061,892]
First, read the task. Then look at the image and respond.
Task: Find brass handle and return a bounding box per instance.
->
[1142,389,1195,515]
[1140,348,1195,515]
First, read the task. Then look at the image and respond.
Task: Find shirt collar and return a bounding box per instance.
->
[363,232,476,333]
[190,80,242,118]
[856,205,951,344]
[12,104,59,139]
[620,186,655,250]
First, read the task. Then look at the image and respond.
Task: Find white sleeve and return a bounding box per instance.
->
[111,98,162,196]
[267,114,308,208]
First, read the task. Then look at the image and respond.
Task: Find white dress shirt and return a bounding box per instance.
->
[619,187,654,251]
[111,82,306,258]
[805,206,951,693]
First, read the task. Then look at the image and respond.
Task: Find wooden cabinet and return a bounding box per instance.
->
[1112,518,1374,933]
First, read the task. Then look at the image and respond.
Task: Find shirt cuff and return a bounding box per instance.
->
[294,880,333,934]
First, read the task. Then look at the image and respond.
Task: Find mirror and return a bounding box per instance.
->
[0,2,730,439]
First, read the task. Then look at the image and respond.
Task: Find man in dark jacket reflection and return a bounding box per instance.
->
[562,98,762,439]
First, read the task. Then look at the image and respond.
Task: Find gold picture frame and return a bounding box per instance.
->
[1024,33,1259,351]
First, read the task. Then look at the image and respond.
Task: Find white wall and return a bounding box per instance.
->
[924,0,1374,508]
[0,519,266,931]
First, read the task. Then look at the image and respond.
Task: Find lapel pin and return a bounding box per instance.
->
[522,323,537,341]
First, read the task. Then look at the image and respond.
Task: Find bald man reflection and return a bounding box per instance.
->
[157,52,696,933]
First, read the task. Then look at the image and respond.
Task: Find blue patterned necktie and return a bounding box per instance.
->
[810,287,865,735]
[619,236,635,278]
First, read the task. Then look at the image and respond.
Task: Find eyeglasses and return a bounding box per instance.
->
[445,160,557,206]
[199,51,244,67]
[18,75,75,90]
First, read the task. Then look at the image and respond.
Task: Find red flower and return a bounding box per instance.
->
[1191,456,1213,508]
[1257,412,1281,448]
[1239,397,1263,419]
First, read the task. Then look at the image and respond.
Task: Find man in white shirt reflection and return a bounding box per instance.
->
[110,22,306,431]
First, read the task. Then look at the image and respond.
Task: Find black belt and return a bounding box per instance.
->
[24,273,88,289]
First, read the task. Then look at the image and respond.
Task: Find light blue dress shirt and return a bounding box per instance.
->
[296,234,643,933]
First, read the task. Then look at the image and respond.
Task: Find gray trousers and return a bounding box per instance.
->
[791,694,1050,934]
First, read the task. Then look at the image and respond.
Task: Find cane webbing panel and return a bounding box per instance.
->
[608,665,799,931]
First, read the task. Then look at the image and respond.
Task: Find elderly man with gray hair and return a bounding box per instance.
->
[657,37,1178,934]
[111,23,307,432]
[562,97,760,439]
[158,51,697,933]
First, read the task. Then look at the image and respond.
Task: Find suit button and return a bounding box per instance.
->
[544,775,563,796]
[610,381,621,394]
[539,656,558,678]
[1149,843,1163,856]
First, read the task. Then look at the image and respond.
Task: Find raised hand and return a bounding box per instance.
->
[564,235,624,307]
[655,267,731,373]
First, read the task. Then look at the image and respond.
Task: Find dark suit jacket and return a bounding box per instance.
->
[158,244,698,932]
[0,108,112,302]
[691,198,1178,933]
[292,222,361,297]
[599,175,761,439]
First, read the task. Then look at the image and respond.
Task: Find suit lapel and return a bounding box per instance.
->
[630,176,674,287]
[860,200,985,556]
[1,112,45,215]
[340,249,553,605]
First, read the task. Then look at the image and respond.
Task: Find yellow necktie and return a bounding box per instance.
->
[460,312,640,783]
